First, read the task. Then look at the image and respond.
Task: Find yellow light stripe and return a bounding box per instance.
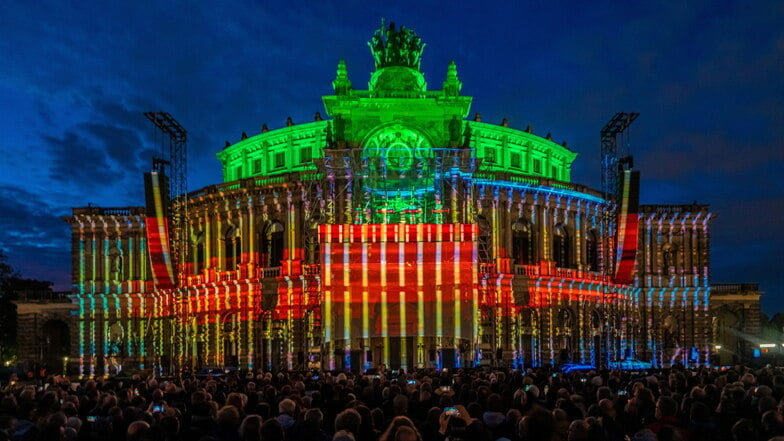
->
[362,290,369,339]
[472,225,480,362]
[417,224,424,341]
[381,287,388,366]
[436,226,443,338]
[398,235,405,288]
[324,288,332,343]
[362,242,368,287]
[454,225,461,338]
[400,290,406,368]
[343,242,349,289]
[343,242,350,344]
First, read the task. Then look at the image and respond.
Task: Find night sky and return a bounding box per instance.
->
[1,2,782,312]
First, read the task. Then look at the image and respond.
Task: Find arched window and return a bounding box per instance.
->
[591,310,602,329]
[586,229,599,272]
[266,222,285,267]
[512,219,536,265]
[557,308,573,328]
[196,243,205,273]
[553,224,572,268]
[41,320,70,375]
[192,230,205,274]
[223,225,240,270]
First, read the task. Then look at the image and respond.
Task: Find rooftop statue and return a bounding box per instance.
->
[368,20,425,71]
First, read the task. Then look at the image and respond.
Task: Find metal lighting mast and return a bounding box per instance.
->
[144,111,188,280]
[599,112,638,368]
[601,112,638,200]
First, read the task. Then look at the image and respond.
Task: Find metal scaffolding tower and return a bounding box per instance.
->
[601,112,639,200]
[144,111,188,283]
[598,112,639,368]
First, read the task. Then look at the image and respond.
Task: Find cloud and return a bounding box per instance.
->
[0,185,71,289]
[45,131,115,185]
[37,91,158,208]
[1,1,783,311]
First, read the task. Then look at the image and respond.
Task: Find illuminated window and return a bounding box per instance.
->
[274,151,286,169]
[195,243,205,274]
[533,158,542,174]
[223,226,240,270]
[553,224,573,268]
[263,222,285,267]
[486,147,496,165]
[300,147,312,163]
[512,219,536,265]
[193,230,205,274]
[510,152,521,169]
[252,158,262,174]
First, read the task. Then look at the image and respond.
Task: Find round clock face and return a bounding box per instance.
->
[363,125,433,194]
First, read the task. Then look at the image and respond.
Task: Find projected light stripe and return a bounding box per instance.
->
[318,223,478,368]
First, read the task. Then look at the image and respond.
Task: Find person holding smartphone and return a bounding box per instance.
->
[439,404,472,438]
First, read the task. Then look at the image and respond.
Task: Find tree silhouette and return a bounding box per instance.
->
[0,251,55,363]
[0,251,19,362]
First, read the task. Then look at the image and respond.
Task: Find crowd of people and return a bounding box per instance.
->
[1,363,784,441]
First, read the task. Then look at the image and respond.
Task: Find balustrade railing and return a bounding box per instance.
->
[303,264,320,276]
[711,283,759,293]
[514,264,608,282]
[15,290,72,302]
[262,267,281,278]
[478,263,496,274]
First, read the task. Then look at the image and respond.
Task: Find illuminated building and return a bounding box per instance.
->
[65,22,719,376]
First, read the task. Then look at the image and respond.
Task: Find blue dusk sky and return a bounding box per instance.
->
[1,1,782,312]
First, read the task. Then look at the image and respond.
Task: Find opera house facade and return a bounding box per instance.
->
[64,23,714,377]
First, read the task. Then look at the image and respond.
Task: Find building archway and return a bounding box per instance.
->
[555,307,576,363]
[712,307,742,363]
[41,319,70,375]
[221,312,239,368]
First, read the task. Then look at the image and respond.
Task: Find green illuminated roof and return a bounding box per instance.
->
[468,122,576,181]
[217,21,577,183]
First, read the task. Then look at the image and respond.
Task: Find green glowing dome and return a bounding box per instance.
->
[217,21,577,188]
[369,66,426,95]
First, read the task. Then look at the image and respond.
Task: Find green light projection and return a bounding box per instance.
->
[217,20,578,193]
[361,125,438,224]
[363,124,433,193]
